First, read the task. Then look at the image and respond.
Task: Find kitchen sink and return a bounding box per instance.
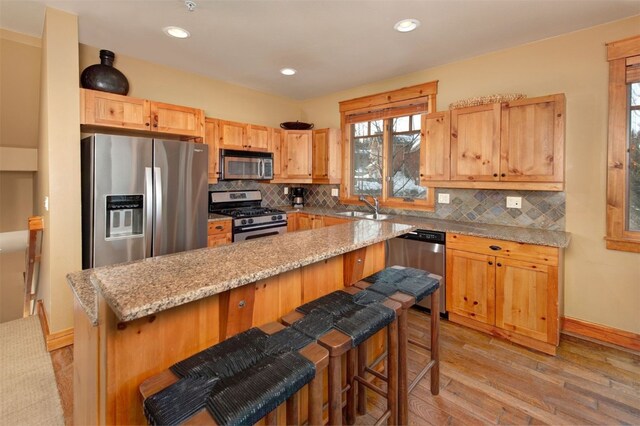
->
[335,211,391,221]
[335,211,370,218]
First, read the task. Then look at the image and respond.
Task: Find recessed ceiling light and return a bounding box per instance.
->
[280,68,297,76]
[394,18,421,33]
[163,26,190,39]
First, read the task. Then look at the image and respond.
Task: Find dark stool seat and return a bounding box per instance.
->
[140,323,328,426]
[356,265,442,425]
[282,289,401,425]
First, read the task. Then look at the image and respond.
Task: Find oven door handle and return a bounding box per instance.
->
[234,221,287,232]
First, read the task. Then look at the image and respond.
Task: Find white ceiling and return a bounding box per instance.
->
[1,0,639,100]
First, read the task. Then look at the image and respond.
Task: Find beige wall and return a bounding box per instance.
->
[36,8,81,332]
[301,16,640,334]
[79,45,302,127]
[0,30,41,322]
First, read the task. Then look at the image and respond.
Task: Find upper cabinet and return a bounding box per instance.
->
[420,93,565,191]
[284,130,313,180]
[218,120,270,152]
[312,128,342,184]
[80,89,204,139]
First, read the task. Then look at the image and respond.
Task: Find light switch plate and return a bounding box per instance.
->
[331,188,339,197]
[284,187,289,195]
[438,193,450,204]
[506,196,522,209]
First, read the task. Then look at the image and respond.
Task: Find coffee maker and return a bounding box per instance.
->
[291,187,306,208]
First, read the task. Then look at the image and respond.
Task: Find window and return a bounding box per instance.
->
[606,35,640,253]
[339,81,438,210]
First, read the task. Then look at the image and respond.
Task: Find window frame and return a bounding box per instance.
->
[606,35,640,253]
[339,81,438,211]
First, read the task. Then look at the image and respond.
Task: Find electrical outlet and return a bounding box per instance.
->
[284,187,289,195]
[331,188,339,197]
[437,193,450,204]
[44,196,49,211]
[506,196,522,209]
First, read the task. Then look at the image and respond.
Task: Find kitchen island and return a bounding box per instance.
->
[67,219,414,425]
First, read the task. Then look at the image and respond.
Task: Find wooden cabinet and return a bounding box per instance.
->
[420,94,565,191]
[312,129,341,183]
[80,89,204,139]
[289,213,350,232]
[321,216,350,227]
[296,213,313,230]
[446,233,561,355]
[450,103,501,182]
[284,130,313,180]
[207,220,232,247]
[205,118,219,183]
[500,95,565,183]
[270,128,285,178]
[217,120,270,152]
[343,242,386,286]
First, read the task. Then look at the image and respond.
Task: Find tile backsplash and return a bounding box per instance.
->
[208,181,565,231]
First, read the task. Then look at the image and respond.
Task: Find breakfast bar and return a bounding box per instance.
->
[67,219,414,425]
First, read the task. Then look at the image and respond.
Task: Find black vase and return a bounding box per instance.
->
[80,50,129,95]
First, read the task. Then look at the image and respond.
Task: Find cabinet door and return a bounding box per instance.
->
[500,95,565,182]
[205,119,219,183]
[310,215,324,229]
[420,112,450,181]
[450,104,501,181]
[207,234,232,247]
[150,102,204,138]
[446,248,495,325]
[297,213,312,230]
[81,89,151,131]
[287,212,297,232]
[218,120,248,149]
[269,128,286,178]
[285,131,312,179]
[247,125,270,152]
[322,216,350,227]
[312,129,329,181]
[495,257,558,344]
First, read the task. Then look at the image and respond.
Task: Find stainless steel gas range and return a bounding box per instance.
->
[209,190,287,242]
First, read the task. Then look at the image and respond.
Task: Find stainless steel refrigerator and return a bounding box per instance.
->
[81,134,208,269]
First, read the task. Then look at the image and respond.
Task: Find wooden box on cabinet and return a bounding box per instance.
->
[207,220,232,247]
[80,89,205,139]
[446,233,561,355]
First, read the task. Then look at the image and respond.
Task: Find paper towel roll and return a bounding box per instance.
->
[0,230,28,253]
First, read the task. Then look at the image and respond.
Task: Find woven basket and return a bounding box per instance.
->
[449,93,526,110]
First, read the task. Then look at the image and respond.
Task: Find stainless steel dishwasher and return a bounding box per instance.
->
[385,230,446,315]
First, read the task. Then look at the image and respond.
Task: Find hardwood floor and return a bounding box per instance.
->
[50,309,640,425]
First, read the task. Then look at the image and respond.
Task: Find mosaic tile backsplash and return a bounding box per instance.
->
[208,181,565,231]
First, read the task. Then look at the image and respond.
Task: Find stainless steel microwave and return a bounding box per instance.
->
[219,149,274,180]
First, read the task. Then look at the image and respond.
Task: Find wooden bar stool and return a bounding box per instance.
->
[355,266,442,425]
[139,322,328,425]
[281,290,401,426]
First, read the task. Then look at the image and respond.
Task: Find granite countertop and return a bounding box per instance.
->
[280,206,571,248]
[67,220,414,325]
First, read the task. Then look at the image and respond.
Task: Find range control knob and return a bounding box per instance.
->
[241,219,247,225]
[271,215,277,221]
[248,218,254,224]
[277,215,283,220]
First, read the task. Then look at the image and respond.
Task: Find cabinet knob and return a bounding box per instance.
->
[215,225,223,230]
[145,122,150,127]
[489,245,502,251]
[356,258,363,264]
[488,261,493,265]
[238,300,246,308]
[497,262,502,267]
[501,173,506,177]
[493,173,498,177]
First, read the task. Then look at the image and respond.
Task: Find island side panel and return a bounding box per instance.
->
[104,293,221,425]
[73,299,101,426]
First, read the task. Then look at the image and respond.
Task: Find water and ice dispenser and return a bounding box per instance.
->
[105,195,144,239]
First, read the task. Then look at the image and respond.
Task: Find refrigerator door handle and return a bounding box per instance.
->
[145,167,153,258]
[154,166,163,254]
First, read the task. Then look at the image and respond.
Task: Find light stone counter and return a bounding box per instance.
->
[281,206,570,248]
[67,220,414,325]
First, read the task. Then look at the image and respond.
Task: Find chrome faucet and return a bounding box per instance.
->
[359,195,380,216]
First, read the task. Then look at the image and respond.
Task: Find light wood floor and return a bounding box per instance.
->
[51,309,640,425]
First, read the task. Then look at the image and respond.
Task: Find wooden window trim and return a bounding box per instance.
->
[606,35,640,253]
[339,81,438,211]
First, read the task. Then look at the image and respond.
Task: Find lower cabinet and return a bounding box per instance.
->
[207,220,232,247]
[446,233,561,355]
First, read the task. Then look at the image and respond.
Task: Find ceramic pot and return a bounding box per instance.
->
[80,50,129,95]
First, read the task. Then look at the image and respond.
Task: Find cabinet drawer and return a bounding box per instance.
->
[446,233,558,266]
[208,220,231,236]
